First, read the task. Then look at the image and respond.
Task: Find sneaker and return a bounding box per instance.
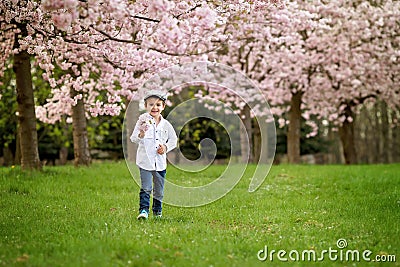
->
[153,211,162,219]
[137,210,148,220]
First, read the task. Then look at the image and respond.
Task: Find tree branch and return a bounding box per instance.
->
[132,15,160,23]
[91,26,141,45]
[175,4,202,19]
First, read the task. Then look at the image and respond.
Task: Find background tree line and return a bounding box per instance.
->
[1,0,399,169]
[1,75,399,166]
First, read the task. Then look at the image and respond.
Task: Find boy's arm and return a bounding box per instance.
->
[165,122,177,153]
[130,120,144,144]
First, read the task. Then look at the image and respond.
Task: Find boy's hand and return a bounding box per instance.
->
[138,130,145,138]
[157,144,167,155]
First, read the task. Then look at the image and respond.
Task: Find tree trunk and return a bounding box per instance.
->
[70,88,91,166]
[373,102,381,163]
[380,101,389,163]
[391,110,399,163]
[3,146,14,166]
[338,106,357,164]
[14,123,21,165]
[252,117,261,163]
[287,91,303,164]
[358,106,371,163]
[59,147,68,165]
[125,99,139,162]
[240,104,252,163]
[327,125,344,164]
[364,105,375,163]
[59,120,69,165]
[14,49,42,170]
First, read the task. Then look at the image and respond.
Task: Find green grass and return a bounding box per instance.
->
[0,162,399,266]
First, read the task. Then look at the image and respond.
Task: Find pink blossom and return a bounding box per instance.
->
[42,0,78,11]
[51,12,73,30]
[2,0,398,131]
[138,113,153,132]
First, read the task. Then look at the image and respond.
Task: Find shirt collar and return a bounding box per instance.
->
[149,114,164,126]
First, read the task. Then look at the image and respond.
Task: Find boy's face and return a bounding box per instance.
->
[145,97,165,118]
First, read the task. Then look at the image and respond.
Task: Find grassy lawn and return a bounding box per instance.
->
[0,162,399,266]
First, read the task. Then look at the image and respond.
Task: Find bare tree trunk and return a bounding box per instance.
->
[14,123,21,165]
[240,105,253,163]
[287,91,302,164]
[363,106,372,163]
[328,125,344,164]
[391,110,399,163]
[373,102,382,163]
[338,106,357,164]
[3,146,14,166]
[380,101,389,163]
[14,49,41,170]
[70,88,91,166]
[58,120,69,165]
[253,117,261,163]
[59,147,68,165]
[354,107,364,163]
[364,104,375,163]
[125,99,139,162]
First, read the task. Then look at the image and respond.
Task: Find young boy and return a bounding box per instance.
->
[130,91,177,220]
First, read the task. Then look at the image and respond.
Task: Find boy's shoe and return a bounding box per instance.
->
[137,210,149,220]
[153,211,162,219]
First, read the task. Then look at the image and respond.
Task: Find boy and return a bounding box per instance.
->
[130,91,177,220]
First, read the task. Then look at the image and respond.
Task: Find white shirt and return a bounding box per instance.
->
[130,114,177,171]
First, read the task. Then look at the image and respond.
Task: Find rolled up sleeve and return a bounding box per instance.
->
[130,120,143,144]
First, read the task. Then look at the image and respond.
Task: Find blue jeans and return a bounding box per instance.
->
[139,168,166,214]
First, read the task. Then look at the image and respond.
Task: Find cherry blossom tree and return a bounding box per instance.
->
[1,1,43,170]
[205,0,399,165]
[4,0,396,167]
[260,1,332,164]
[222,0,399,164]
[304,0,400,164]
[0,0,222,168]
[203,1,329,163]
[38,0,222,166]
[1,0,286,169]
